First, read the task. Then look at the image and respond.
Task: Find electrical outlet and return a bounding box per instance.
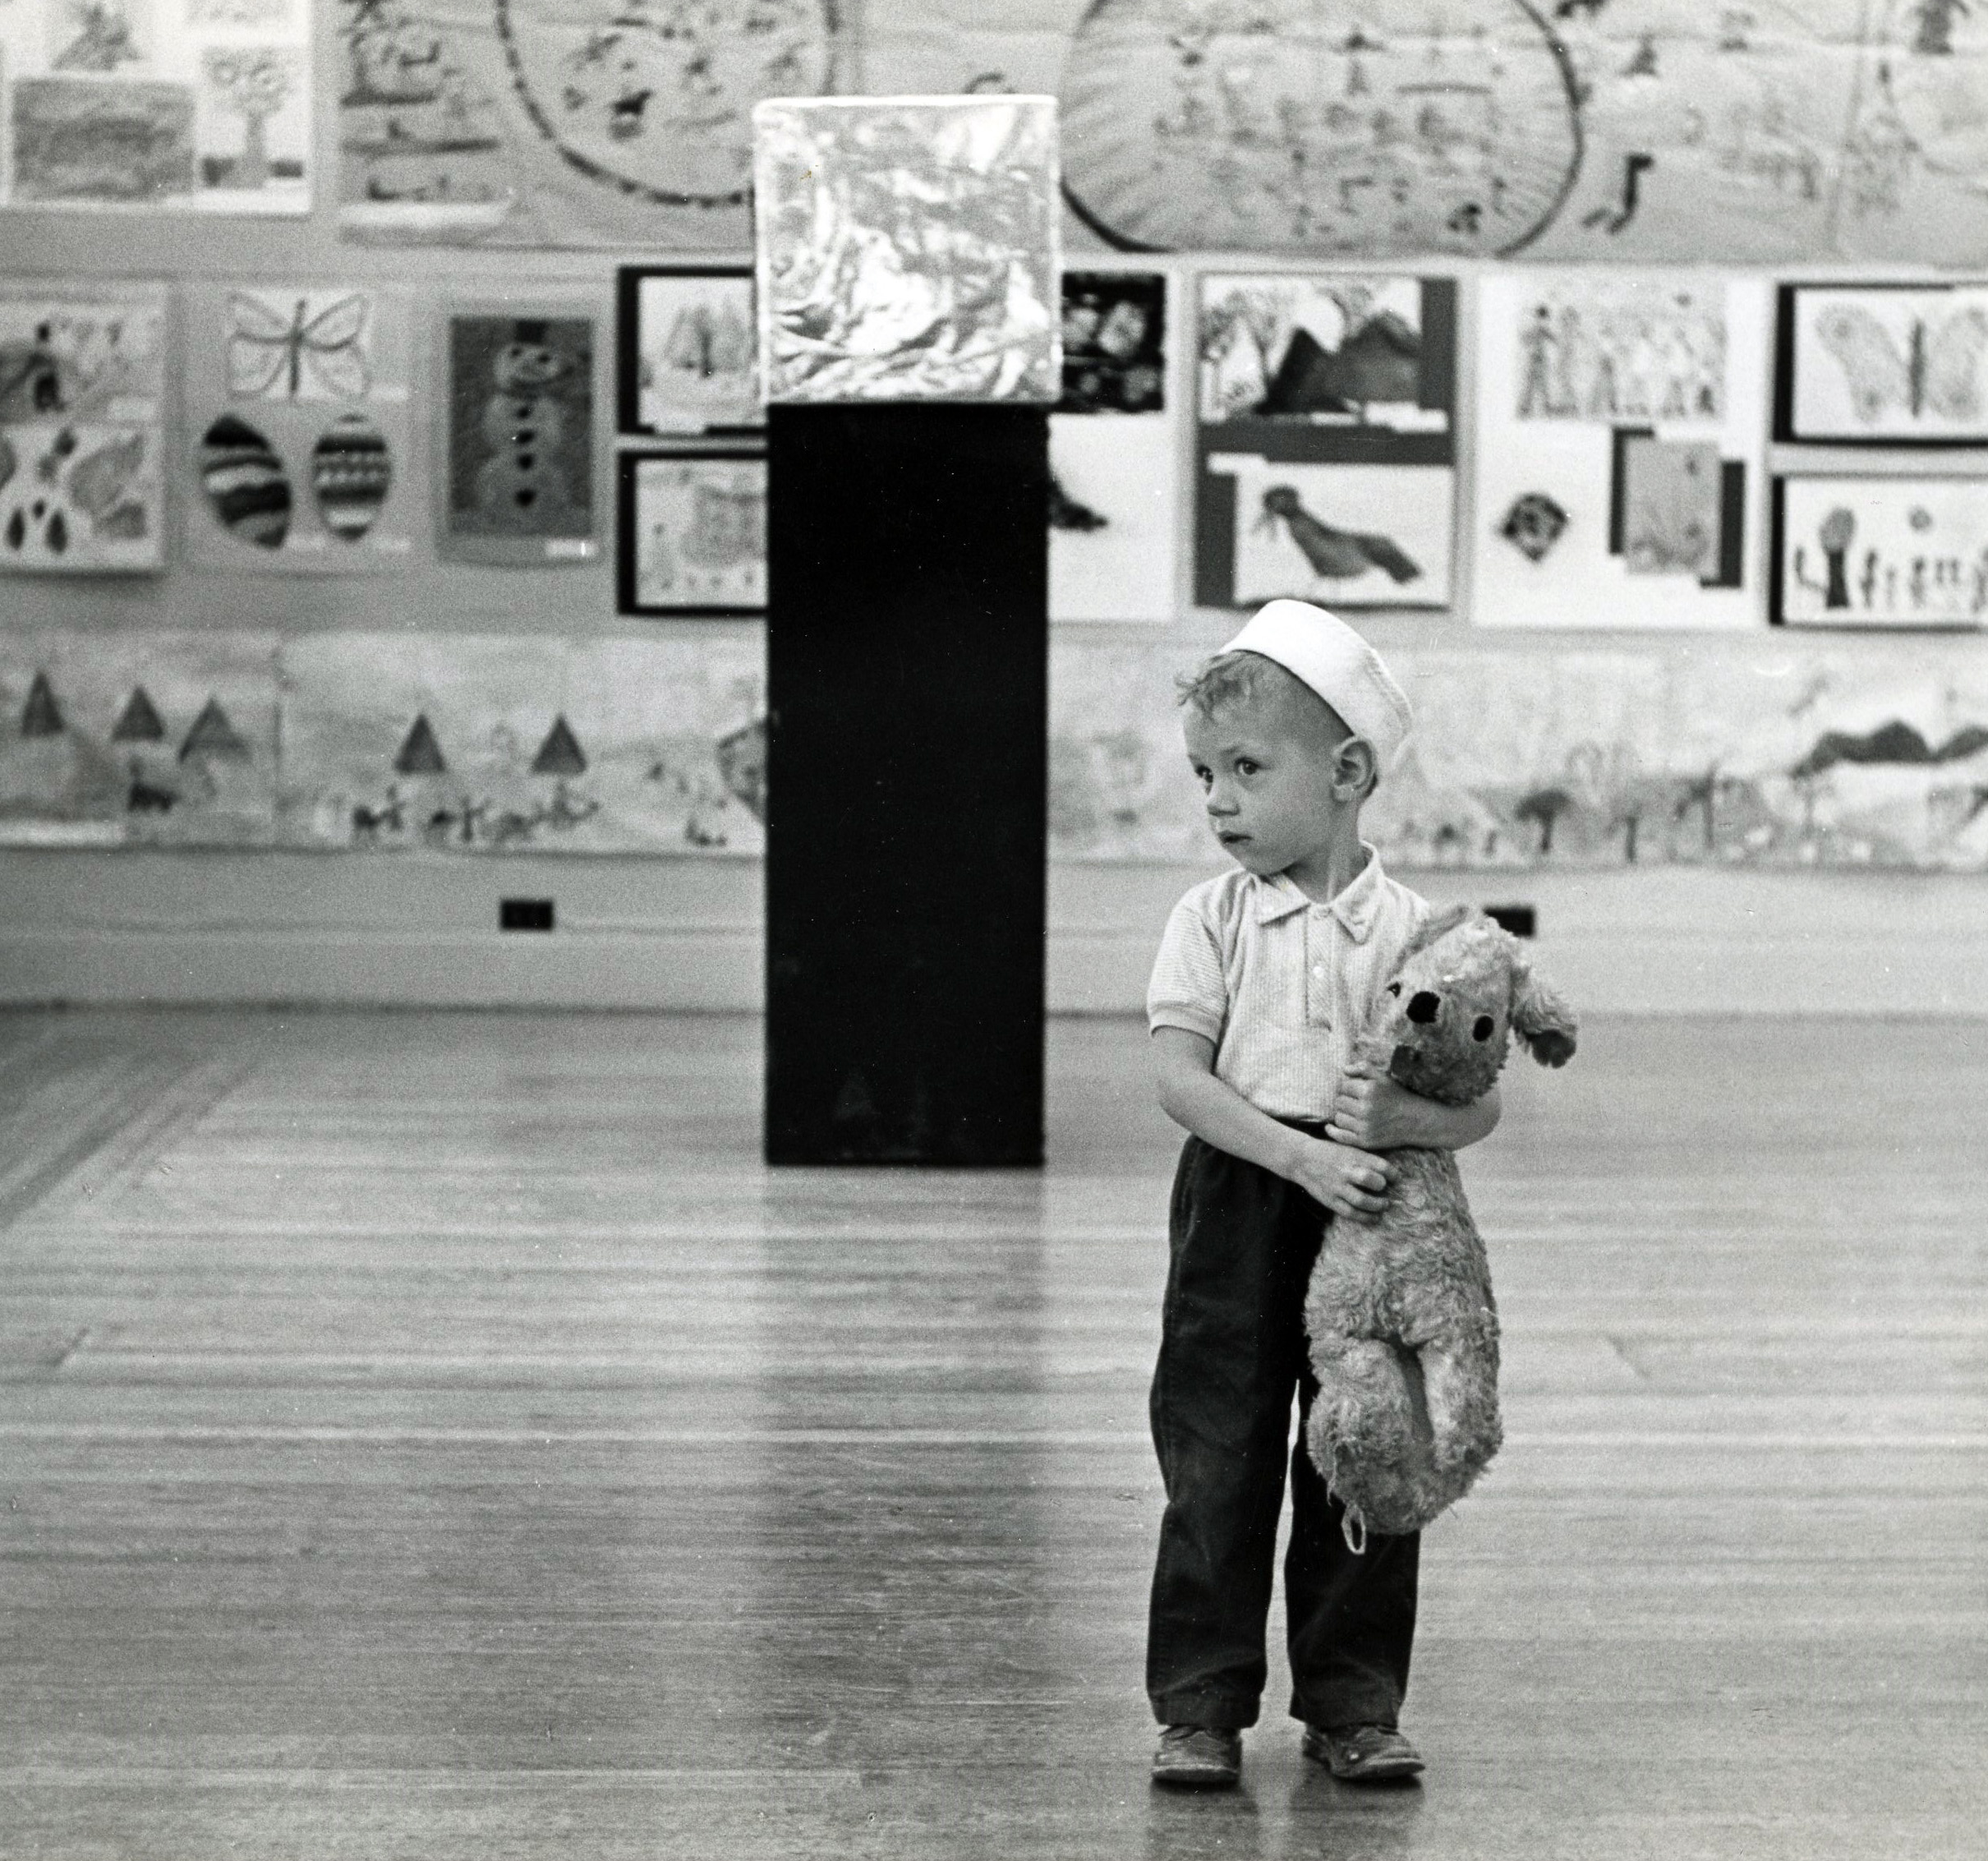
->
[1484,904,1536,938]
[499,898,555,932]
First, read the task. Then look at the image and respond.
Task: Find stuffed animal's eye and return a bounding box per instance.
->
[1472,1016,1495,1042]
[1387,981,1402,997]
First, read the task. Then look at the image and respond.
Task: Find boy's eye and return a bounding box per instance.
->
[1235,758,1259,776]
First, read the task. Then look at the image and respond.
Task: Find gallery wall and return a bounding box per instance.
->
[6,0,1988,1013]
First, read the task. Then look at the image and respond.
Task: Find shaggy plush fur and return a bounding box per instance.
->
[1304,906,1578,1546]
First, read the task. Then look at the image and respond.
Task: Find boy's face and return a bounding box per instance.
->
[1183,685,1359,878]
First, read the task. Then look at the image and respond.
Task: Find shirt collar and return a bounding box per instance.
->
[1253,844,1387,942]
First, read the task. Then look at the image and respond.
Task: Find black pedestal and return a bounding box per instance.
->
[764,403,1048,1166]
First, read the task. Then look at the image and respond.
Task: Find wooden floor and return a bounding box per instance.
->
[1,1009,1983,1860]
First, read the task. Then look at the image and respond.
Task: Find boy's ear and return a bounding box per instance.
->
[1510,956,1578,1067]
[1334,735,1378,799]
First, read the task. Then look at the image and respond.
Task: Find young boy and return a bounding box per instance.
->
[1144,600,1503,1790]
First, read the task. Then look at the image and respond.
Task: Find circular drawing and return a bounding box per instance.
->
[496,0,837,210]
[1059,0,1582,258]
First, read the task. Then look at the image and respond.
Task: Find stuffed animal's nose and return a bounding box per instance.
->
[1406,990,1441,1025]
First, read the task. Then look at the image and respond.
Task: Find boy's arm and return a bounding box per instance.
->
[1325,1069,1503,1154]
[1152,1027,1395,1224]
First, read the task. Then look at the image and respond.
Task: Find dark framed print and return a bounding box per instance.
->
[617,265,761,439]
[616,449,766,616]
[1776,283,1988,446]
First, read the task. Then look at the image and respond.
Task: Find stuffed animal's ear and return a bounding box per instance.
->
[1511,958,1578,1067]
[1400,901,1476,962]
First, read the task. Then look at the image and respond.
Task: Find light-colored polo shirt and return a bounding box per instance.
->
[1147,847,1431,1122]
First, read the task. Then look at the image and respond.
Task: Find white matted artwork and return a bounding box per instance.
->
[1774,476,1988,629]
[184,283,416,573]
[617,266,760,437]
[1211,455,1454,609]
[1474,273,1769,631]
[753,94,1061,404]
[1052,269,1174,622]
[336,0,838,246]
[616,452,765,616]
[1661,647,1988,871]
[1779,284,1988,445]
[0,283,167,573]
[1056,2,1988,267]
[0,629,278,845]
[278,631,766,855]
[0,0,311,213]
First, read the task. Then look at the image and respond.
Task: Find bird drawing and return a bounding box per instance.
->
[1256,484,1421,583]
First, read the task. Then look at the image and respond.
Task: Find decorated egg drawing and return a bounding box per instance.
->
[200,414,291,550]
[311,414,393,542]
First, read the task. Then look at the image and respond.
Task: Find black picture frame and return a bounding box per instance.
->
[1774,282,1988,448]
[616,265,762,440]
[616,449,767,618]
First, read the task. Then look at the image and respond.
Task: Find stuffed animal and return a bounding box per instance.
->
[1305,905,1577,1550]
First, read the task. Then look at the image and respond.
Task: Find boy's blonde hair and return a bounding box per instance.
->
[1176,650,1380,796]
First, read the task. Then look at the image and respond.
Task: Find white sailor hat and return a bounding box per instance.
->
[1220,599,1414,768]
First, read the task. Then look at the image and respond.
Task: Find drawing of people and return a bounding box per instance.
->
[1518,306,1557,417]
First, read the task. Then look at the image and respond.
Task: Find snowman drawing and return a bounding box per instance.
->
[473,322,582,533]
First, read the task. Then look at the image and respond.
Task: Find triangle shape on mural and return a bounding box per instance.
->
[112,686,168,743]
[20,671,64,739]
[531,714,587,776]
[179,697,251,764]
[394,712,448,776]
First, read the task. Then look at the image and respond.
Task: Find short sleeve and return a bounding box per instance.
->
[1147,891,1227,1044]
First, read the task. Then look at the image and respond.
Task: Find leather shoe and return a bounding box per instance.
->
[1152,1724,1242,1788]
[1302,1722,1424,1782]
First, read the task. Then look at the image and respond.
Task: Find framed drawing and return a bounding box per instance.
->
[1777,284,1988,446]
[0,282,168,574]
[1052,269,1175,622]
[1772,475,1988,629]
[1194,274,1456,610]
[1472,272,1769,631]
[184,283,416,574]
[438,305,599,567]
[616,450,766,616]
[617,266,760,438]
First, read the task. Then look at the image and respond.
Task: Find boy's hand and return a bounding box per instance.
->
[1286,1133,1394,1223]
[1325,1066,1424,1152]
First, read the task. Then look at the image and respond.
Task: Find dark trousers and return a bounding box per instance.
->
[1147,1131,1420,1731]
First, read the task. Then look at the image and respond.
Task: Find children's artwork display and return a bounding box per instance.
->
[0,284,167,573]
[752,94,1061,404]
[1777,283,1988,445]
[1048,636,1988,873]
[1056,0,1988,267]
[1774,476,1988,629]
[439,306,598,565]
[617,266,759,438]
[336,0,837,246]
[1195,274,1456,610]
[0,0,311,213]
[278,631,766,854]
[184,284,416,572]
[1052,270,1174,621]
[0,630,278,845]
[1473,274,1768,631]
[616,451,765,616]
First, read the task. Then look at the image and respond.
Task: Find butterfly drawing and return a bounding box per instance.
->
[227,293,372,402]
[1815,303,1988,426]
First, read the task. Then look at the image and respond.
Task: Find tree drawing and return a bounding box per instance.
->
[1673,763,1722,854]
[203,48,298,190]
[1515,785,1573,854]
